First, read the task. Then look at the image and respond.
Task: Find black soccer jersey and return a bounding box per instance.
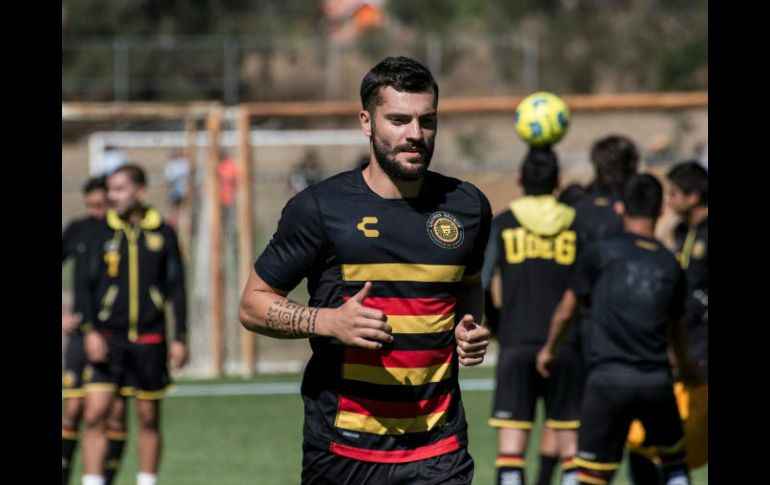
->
[63,216,101,263]
[481,195,578,348]
[572,190,623,248]
[571,189,625,354]
[569,232,686,371]
[255,165,492,463]
[673,217,708,376]
[76,207,188,343]
[63,216,103,333]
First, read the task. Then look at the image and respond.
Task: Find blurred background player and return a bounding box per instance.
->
[218,149,240,254]
[570,135,640,372]
[76,164,189,485]
[627,160,708,482]
[61,176,130,485]
[572,135,640,246]
[288,149,324,195]
[163,149,190,229]
[667,161,708,393]
[482,146,581,485]
[537,174,699,485]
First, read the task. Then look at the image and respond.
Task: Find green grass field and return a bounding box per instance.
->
[66,366,707,484]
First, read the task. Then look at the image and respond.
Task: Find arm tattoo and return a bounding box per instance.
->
[264,297,319,338]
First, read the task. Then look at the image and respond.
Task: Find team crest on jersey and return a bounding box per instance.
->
[145,232,165,252]
[426,211,464,249]
[62,371,76,388]
[692,240,706,259]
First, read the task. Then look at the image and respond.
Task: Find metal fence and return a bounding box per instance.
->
[62,34,541,103]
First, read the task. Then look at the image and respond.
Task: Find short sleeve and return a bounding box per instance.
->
[254,188,327,292]
[465,187,493,277]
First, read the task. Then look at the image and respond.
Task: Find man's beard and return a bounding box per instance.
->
[371,126,434,181]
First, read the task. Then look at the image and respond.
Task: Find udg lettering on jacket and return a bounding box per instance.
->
[501,228,576,265]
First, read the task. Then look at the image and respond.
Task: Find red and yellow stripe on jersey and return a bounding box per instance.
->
[332,263,465,461]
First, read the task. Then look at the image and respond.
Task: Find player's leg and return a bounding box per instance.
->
[62,334,87,485]
[496,429,529,485]
[135,398,162,485]
[676,381,708,471]
[637,382,690,485]
[574,370,634,485]
[81,388,117,484]
[627,450,662,485]
[536,426,559,485]
[61,396,84,485]
[131,335,172,485]
[544,345,583,485]
[103,393,130,485]
[82,333,129,485]
[626,407,663,483]
[488,347,539,485]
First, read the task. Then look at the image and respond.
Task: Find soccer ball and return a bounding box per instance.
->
[514,92,570,146]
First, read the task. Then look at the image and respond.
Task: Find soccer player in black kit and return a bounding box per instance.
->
[482,146,582,485]
[536,174,700,485]
[62,176,131,485]
[239,56,492,485]
[627,161,709,481]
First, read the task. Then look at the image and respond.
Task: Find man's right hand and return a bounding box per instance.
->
[536,346,554,378]
[84,331,108,363]
[319,282,393,350]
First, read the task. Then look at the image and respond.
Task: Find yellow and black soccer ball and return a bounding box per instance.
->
[514,92,570,146]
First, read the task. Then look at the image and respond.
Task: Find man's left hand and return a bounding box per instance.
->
[455,314,490,366]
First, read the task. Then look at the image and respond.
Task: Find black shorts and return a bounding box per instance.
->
[575,365,685,472]
[63,334,87,398]
[85,331,171,400]
[301,442,474,485]
[489,345,584,430]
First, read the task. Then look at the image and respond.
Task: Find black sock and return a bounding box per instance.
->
[628,452,662,485]
[62,426,79,485]
[536,454,558,485]
[104,427,128,485]
[496,454,526,485]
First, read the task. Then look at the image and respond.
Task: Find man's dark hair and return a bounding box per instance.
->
[590,135,639,192]
[521,145,559,195]
[667,160,708,205]
[360,56,439,114]
[622,173,663,218]
[111,164,147,188]
[82,176,107,195]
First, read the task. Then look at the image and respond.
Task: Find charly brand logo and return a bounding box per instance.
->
[145,232,165,251]
[427,211,464,249]
[356,216,380,238]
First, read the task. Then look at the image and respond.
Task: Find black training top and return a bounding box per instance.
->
[569,232,686,372]
[255,165,491,463]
